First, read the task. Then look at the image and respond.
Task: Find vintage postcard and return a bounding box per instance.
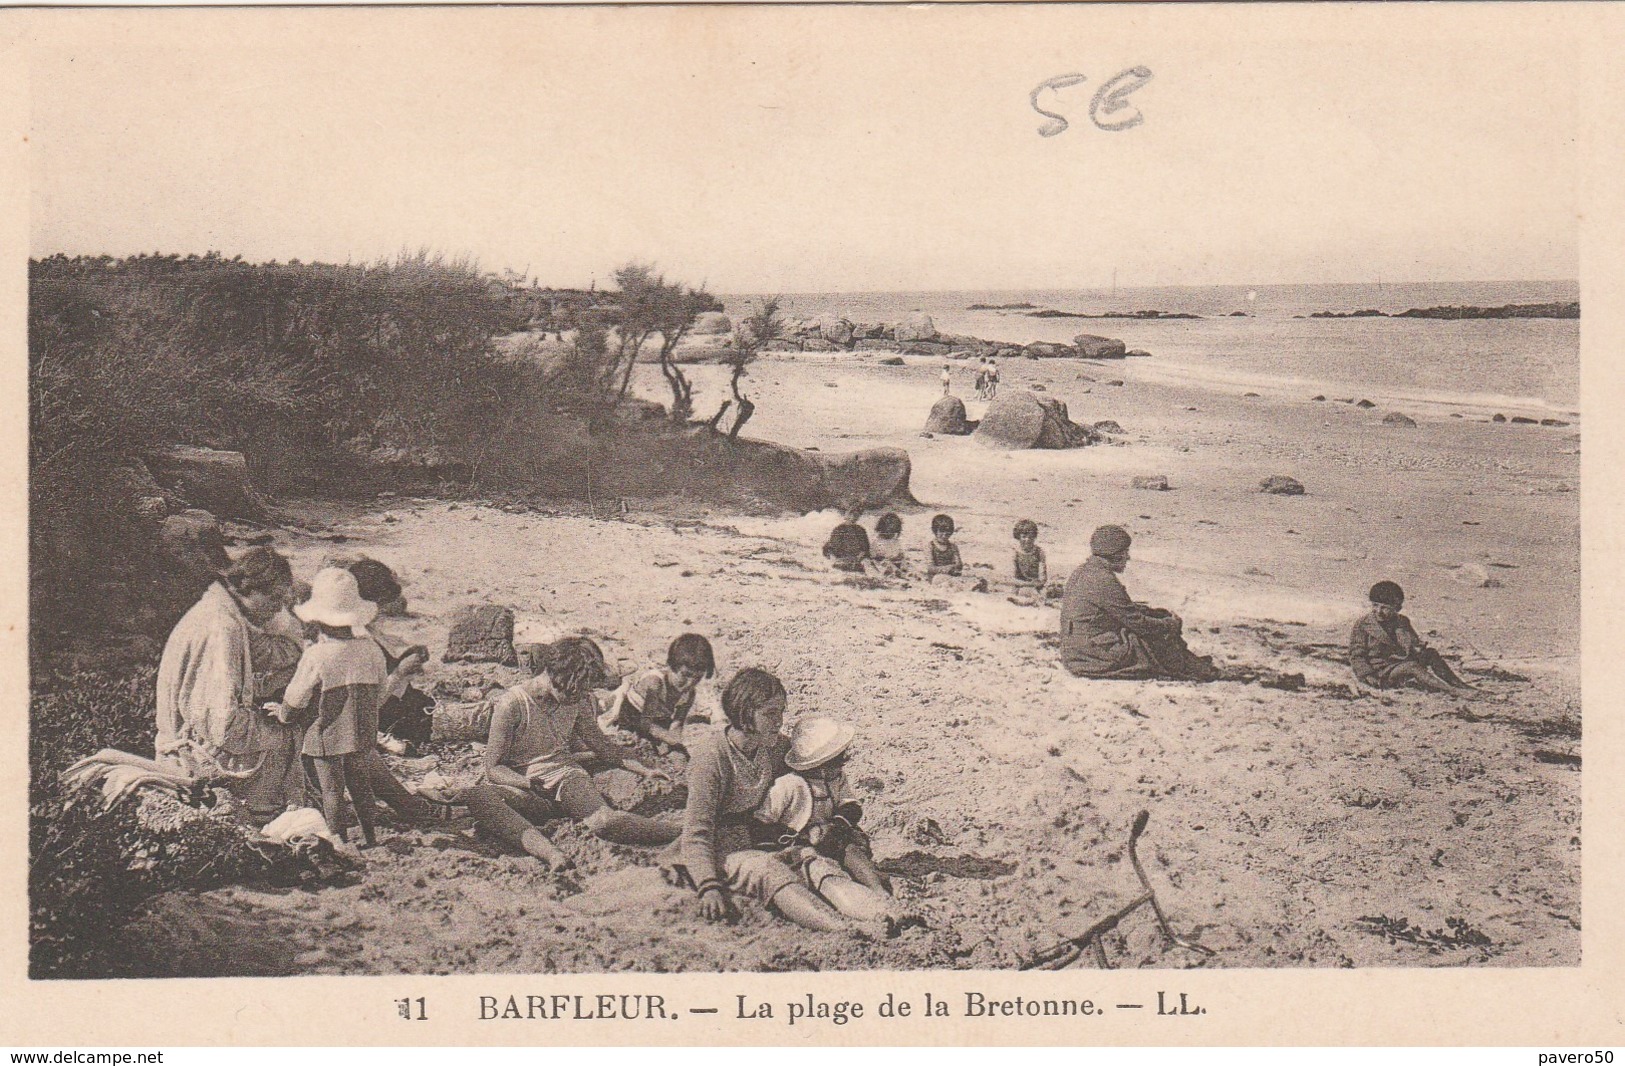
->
[2,1,1623,1047]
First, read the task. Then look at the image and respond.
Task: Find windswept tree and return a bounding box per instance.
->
[603,263,719,421]
[708,296,784,440]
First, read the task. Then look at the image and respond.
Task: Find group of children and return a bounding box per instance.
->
[259,517,1476,938]
[260,575,904,933]
[821,511,1479,698]
[822,510,1052,599]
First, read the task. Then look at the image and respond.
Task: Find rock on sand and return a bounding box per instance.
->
[1073,334,1128,359]
[1259,475,1306,495]
[895,311,938,343]
[974,390,1102,449]
[923,395,973,436]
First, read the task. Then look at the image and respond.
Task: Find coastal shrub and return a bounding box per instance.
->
[28,663,341,978]
[28,252,522,646]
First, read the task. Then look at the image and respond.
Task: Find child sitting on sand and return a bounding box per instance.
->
[1012,519,1048,589]
[869,512,910,578]
[1349,581,1477,695]
[753,716,905,927]
[925,513,990,593]
[926,513,963,577]
[822,512,872,573]
[602,633,717,755]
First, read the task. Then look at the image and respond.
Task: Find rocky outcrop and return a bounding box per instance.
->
[144,445,265,520]
[805,447,917,510]
[365,443,475,484]
[157,509,230,580]
[1021,341,1076,359]
[974,391,1103,449]
[895,311,938,343]
[923,395,972,436]
[1382,412,1418,427]
[1073,334,1128,359]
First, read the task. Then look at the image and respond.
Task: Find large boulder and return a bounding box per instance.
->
[895,311,938,343]
[108,459,178,525]
[808,447,917,510]
[854,338,899,351]
[1022,341,1076,359]
[902,340,953,357]
[974,391,1103,449]
[801,338,844,353]
[1073,334,1128,359]
[923,395,972,436]
[144,445,265,520]
[691,311,732,335]
[815,316,855,347]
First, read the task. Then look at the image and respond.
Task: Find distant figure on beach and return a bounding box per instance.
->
[1059,525,1219,681]
[460,637,677,870]
[941,363,952,396]
[1349,581,1477,695]
[601,633,717,755]
[986,357,999,399]
[974,358,990,400]
[822,511,873,573]
[869,512,910,578]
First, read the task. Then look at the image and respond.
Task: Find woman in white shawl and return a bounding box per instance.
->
[153,546,305,820]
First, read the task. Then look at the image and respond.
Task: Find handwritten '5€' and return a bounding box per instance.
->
[1030,67,1154,137]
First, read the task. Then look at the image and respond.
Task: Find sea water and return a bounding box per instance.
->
[723,280,1580,416]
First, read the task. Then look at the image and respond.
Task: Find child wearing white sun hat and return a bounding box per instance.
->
[753,716,907,926]
[271,568,388,845]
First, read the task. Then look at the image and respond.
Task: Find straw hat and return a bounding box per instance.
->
[785,716,856,772]
[294,567,379,630]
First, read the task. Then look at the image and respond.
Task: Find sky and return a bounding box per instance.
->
[23,5,1582,293]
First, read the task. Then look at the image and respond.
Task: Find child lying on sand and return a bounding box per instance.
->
[1349,581,1477,695]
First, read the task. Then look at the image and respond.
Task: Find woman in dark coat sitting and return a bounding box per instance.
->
[1059,525,1218,681]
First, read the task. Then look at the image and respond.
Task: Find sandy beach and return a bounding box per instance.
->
[109,346,1580,974]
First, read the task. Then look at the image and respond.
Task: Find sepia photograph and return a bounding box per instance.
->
[13,0,1597,1008]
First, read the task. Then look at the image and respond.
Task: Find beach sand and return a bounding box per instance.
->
[111,349,1580,974]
